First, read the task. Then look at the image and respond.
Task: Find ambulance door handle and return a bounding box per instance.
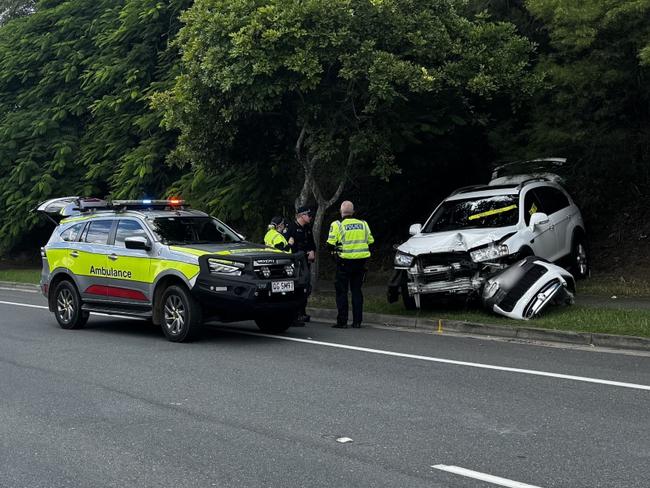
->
[70,251,78,258]
[108,254,118,261]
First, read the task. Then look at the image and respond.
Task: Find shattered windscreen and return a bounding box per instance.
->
[423,195,519,232]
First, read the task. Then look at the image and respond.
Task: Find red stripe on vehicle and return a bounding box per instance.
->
[85,285,147,301]
[85,285,106,296]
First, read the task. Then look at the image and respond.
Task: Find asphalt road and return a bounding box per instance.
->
[0,288,649,488]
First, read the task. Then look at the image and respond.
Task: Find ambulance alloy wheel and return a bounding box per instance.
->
[160,285,202,342]
[53,280,89,330]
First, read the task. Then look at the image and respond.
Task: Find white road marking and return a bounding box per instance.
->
[0,300,45,310]
[1,299,649,391]
[432,464,542,488]
[0,300,141,321]
[232,329,650,391]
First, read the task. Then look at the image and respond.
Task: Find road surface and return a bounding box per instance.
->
[0,287,648,487]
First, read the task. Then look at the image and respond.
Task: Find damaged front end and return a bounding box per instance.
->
[407,252,484,304]
[388,235,516,308]
[482,256,575,320]
[388,242,514,308]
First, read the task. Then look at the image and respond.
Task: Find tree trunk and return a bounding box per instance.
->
[308,161,348,292]
[294,127,350,291]
[310,201,326,292]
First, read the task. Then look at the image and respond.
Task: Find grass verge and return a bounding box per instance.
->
[0,268,40,284]
[310,292,650,338]
[1,267,648,338]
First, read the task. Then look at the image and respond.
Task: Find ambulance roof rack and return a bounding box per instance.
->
[35,197,188,224]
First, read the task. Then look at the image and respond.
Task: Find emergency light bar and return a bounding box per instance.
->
[35,196,188,224]
[112,199,186,208]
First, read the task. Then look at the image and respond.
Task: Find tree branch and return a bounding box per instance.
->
[295,124,307,166]
[324,149,352,207]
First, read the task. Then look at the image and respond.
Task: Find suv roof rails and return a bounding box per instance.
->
[35,197,189,224]
[517,176,552,189]
[449,184,486,196]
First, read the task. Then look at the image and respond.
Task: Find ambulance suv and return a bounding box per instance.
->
[37,198,309,341]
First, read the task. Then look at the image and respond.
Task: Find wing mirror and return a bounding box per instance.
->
[409,223,422,236]
[529,212,550,229]
[125,236,151,251]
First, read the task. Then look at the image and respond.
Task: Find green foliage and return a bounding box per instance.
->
[157,0,536,203]
[0,0,189,252]
[0,0,36,25]
[521,0,650,211]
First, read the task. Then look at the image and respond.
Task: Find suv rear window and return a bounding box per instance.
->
[60,223,84,242]
[423,195,519,232]
[82,220,113,245]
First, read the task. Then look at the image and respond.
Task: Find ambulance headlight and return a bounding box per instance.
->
[208,258,244,276]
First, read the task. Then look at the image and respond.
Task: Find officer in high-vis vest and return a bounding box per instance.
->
[264,216,290,251]
[326,200,374,328]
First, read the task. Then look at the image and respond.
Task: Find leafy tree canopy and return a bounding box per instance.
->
[521,0,650,209]
[0,0,36,25]
[0,0,189,250]
[157,0,536,278]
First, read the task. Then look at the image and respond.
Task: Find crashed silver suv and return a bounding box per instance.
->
[388,175,588,309]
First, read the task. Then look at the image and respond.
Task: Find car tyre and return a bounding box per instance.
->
[255,313,294,333]
[160,285,202,342]
[53,280,89,330]
[570,236,590,279]
[401,284,417,310]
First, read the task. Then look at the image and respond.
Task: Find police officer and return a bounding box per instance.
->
[326,200,374,328]
[264,216,289,251]
[285,206,316,323]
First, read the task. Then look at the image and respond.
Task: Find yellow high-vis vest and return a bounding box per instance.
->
[264,228,288,250]
[327,218,374,259]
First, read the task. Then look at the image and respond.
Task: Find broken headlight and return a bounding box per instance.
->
[482,280,500,299]
[208,258,245,276]
[470,244,509,263]
[394,251,414,267]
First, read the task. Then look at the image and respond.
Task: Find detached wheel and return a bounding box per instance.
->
[53,280,89,330]
[160,285,202,342]
[401,284,416,310]
[571,236,590,279]
[255,313,294,333]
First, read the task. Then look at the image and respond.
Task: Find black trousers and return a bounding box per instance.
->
[335,258,367,325]
[301,261,312,315]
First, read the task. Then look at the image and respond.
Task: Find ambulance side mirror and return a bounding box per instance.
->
[125,236,151,251]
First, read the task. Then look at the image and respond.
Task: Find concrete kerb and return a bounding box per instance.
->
[0,280,40,292]
[0,280,647,352]
[307,307,650,352]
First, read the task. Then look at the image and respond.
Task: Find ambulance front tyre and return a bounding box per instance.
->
[53,280,89,330]
[160,285,202,342]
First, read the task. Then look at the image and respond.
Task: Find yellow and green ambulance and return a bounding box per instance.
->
[37,197,309,342]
